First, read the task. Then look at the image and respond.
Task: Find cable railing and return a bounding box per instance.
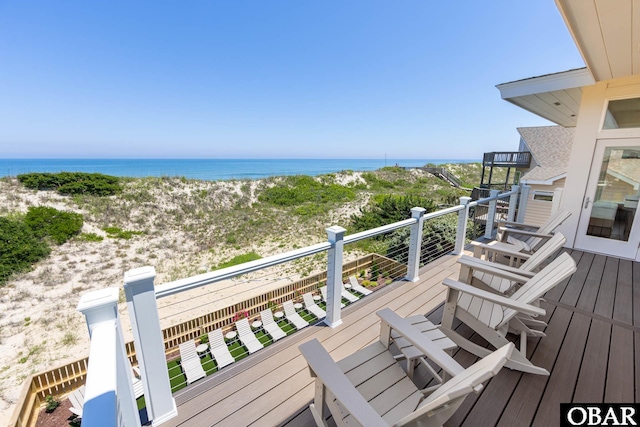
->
[72,185,524,427]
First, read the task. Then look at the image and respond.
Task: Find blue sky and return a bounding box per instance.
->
[0,1,584,159]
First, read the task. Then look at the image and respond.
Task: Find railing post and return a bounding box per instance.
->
[453,197,472,255]
[124,267,177,426]
[552,187,563,215]
[507,185,519,222]
[484,190,500,239]
[77,288,141,427]
[516,185,531,223]
[405,207,426,282]
[325,226,346,328]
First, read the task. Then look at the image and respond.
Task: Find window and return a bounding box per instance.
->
[532,191,553,202]
[603,98,640,129]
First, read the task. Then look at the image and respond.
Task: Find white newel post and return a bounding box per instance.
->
[507,185,519,222]
[453,197,472,255]
[516,185,531,223]
[325,226,346,328]
[77,288,141,427]
[484,190,500,239]
[405,207,426,282]
[124,267,177,426]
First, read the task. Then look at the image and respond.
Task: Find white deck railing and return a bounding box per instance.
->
[77,184,526,426]
[77,288,141,427]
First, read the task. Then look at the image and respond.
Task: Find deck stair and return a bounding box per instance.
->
[421,167,462,187]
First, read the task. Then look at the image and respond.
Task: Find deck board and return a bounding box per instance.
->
[594,256,618,318]
[573,319,611,402]
[530,312,590,427]
[495,304,569,427]
[614,259,633,324]
[576,253,606,313]
[605,326,635,403]
[161,249,639,427]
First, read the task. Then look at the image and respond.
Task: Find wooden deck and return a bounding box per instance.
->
[163,249,640,427]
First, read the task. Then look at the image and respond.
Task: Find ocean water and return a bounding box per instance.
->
[0,158,477,181]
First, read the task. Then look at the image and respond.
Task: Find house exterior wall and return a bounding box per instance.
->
[524,180,565,226]
[559,75,640,254]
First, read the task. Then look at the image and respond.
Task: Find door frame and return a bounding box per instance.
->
[574,138,640,260]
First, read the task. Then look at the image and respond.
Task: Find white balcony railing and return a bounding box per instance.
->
[77,184,526,426]
[76,288,141,427]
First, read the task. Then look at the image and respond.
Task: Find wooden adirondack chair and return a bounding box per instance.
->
[495,210,570,253]
[299,308,514,427]
[208,328,235,369]
[236,318,264,354]
[260,309,287,341]
[390,314,456,383]
[460,232,567,294]
[178,340,207,385]
[283,300,309,330]
[439,252,576,376]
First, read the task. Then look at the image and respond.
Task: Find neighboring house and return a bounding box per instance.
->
[516,126,574,226]
[496,2,640,261]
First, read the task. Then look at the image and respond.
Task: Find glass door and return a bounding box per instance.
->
[575,139,640,259]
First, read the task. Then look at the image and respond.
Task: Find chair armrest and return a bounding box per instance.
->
[458,256,534,282]
[299,339,387,427]
[471,241,532,260]
[377,308,464,377]
[500,228,554,239]
[443,278,545,317]
[498,220,541,230]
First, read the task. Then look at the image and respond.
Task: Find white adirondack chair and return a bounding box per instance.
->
[260,309,287,341]
[348,276,372,296]
[494,210,570,253]
[390,314,457,382]
[439,252,576,376]
[283,300,309,330]
[236,318,264,354]
[178,340,207,385]
[299,308,514,427]
[461,232,567,294]
[302,292,326,319]
[208,329,235,369]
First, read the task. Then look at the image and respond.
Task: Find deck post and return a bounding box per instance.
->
[77,288,141,427]
[551,187,563,215]
[453,197,472,255]
[516,185,531,223]
[405,207,426,282]
[124,267,177,426]
[484,190,500,239]
[325,226,346,328]
[507,185,519,222]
